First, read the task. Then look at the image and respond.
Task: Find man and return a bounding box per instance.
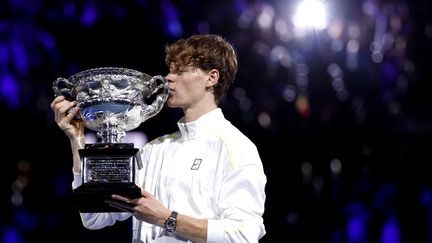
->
[51,34,267,242]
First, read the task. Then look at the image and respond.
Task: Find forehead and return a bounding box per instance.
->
[169,63,196,70]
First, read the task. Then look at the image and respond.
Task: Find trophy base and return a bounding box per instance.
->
[74,182,141,212]
[75,143,142,212]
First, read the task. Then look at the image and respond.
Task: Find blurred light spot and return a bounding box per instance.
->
[17,160,31,173]
[420,187,432,207]
[54,174,70,197]
[361,144,372,157]
[295,94,311,118]
[346,54,358,70]
[370,41,382,52]
[80,3,98,27]
[275,19,292,42]
[313,176,324,192]
[239,98,252,111]
[293,0,328,30]
[162,0,183,37]
[296,63,309,87]
[328,20,343,39]
[371,51,383,63]
[403,60,415,73]
[1,73,20,108]
[374,182,396,210]
[257,112,271,128]
[11,176,28,192]
[283,85,296,102]
[286,211,299,224]
[352,96,367,123]
[381,220,401,243]
[233,0,247,13]
[14,209,39,230]
[327,64,343,78]
[394,36,406,52]
[348,25,361,39]
[0,41,9,67]
[346,202,370,243]
[123,131,148,149]
[197,21,210,34]
[12,41,29,74]
[390,16,401,32]
[301,161,312,176]
[3,227,21,243]
[384,33,395,49]
[362,1,377,16]
[257,4,274,29]
[11,192,23,207]
[347,216,368,243]
[233,87,247,100]
[270,45,291,67]
[253,41,270,56]
[63,2,77,19]
[84,132,97,143]
[270,45,286,62]
[332,78,344,92]
[330,158,342,176]
[40,32,56,51]
[347,39,359,53]
[112,5,127,19]
[238,9,254,29]
[336,90,349,101]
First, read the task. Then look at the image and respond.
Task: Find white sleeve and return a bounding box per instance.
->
[207,151,267,243]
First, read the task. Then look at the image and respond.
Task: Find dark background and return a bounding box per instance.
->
[1,0,432,242]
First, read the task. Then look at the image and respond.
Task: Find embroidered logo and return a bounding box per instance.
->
[191,158,202,170]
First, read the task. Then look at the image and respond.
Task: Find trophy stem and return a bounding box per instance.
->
[98,124,125,143]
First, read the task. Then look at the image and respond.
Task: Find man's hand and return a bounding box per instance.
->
[110,188,171,227]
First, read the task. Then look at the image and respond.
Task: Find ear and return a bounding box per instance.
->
[205,69,219,88]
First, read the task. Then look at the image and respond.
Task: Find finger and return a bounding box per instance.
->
[50,96,65,110]
[105,199,135,213]
[62,107,79,124]
[55,104,75,124]
[57,101,77,114]
[111,194,132,202]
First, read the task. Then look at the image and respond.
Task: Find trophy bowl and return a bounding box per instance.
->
[53,67,169,212]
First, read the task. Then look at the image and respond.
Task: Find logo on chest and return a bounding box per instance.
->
[191,158,202,170]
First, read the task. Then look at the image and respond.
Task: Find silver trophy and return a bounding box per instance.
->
[53,67,169,212]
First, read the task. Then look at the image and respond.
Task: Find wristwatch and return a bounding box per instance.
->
[164,211,178,232]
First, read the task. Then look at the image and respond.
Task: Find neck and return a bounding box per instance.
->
[182,102,217,123]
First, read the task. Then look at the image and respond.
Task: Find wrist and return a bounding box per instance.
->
[70,137,85,149]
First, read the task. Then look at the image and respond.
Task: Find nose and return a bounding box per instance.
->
[165,73,174,82]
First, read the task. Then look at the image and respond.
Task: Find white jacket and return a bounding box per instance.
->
[73,108,267,242]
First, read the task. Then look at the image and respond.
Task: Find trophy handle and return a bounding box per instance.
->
[141,75,169,121]
[52,77,75,100]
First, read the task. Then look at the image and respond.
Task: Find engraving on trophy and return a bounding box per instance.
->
[53,67,169,212]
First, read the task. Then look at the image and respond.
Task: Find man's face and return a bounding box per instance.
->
[165,64,210,109]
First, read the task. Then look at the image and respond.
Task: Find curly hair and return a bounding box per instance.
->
[165,34,238,103]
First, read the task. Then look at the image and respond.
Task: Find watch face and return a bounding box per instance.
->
[165,211,178,232]
[165,217,176,231]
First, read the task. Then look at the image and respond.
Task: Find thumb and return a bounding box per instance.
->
[141,188,154,198]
